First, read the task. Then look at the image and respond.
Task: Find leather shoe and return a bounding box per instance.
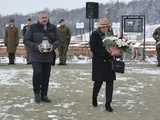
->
[41,96,51,103]
[34,94,41,103]
[58,63,67,65]
[105,104,114,112]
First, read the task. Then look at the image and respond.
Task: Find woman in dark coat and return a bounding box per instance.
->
[89,17,120,112]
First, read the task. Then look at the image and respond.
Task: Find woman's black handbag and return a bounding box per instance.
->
[112,60,125,73]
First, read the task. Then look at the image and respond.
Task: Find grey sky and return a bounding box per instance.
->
[0,0,133,15]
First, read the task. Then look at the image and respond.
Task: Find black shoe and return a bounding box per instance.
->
[8,63,15,65]
[105,104,114,112]
[92,97,98,107]
[58,63,67,65]
[41,96,51,103]
[34,94,41,103]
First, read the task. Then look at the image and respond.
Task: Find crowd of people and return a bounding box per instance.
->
[4,14,71,66]
[3,12,160,113]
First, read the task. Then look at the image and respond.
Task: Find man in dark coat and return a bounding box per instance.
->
[22,18,32,64]
[57,19,71,65]
[22,18,32,36]
[24,11,59,103]
[89,17,120,112]
[153,26,160,66]
[4,19,19,64]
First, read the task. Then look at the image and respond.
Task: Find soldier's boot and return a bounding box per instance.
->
[61,57,67,65]
[10,59,15,64]
[9,53,15,64]
[8,59,12,65]
[8,54,14,64]
[58,62,66,65]
[59,59,67,65]
[8,54,11,64]
[157,59,160,66]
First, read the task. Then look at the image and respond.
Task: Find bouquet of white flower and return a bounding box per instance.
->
[102,36,132,53]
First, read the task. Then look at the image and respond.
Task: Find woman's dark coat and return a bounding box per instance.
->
[89,29,116,82]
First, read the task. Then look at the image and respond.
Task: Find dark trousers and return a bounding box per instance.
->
[58,45,69,64]
[93,80,114,104]
[32,62,51,97]
[8,53,15,64]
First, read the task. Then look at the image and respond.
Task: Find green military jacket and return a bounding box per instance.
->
[58,25,71,47]
[4,25,19,53]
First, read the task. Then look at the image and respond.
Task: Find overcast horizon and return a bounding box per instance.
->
[0,0,133,16]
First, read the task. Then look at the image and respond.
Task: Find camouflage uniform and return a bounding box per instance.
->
[153,26,160,66]
[58,24,71,65]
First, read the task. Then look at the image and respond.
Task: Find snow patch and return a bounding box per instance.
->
[0,69,18,86]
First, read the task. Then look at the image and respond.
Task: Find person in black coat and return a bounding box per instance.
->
[89,17,120,112]
[24,11,59,103]
[22,18,32,64]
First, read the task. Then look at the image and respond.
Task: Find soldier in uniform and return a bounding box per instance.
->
[22,18,32,36]
[153,27,160,66]
[4,19,19,64]
[57,19,71,65]
[22,18,32,64]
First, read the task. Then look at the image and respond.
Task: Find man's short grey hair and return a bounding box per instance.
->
[37,11,49,17]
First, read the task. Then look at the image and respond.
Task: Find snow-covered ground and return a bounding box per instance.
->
[0,55,158,65]
[0,23,159,119]
[0,56,91,64]
[0,63,160,120]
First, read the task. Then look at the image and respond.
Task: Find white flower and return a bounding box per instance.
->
[102,35,133,53]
